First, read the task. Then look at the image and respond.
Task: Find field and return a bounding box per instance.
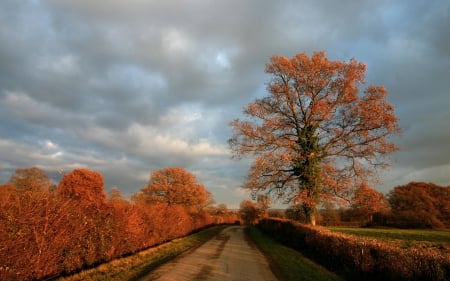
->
[327,227,450,253]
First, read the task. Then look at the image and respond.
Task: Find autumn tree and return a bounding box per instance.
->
[239,200,260,225]
[0,177,74,279]
[55,168,113,267]
[56,168,106,206]
[140,167,213,212]
[0,167,219,280]
[350,182,389,224]
[208,203,228,222]
[215,203,229,216]
[8,166,54,192]
[108,187,127,202]
[388,182,450,228]
[229,51,400,225]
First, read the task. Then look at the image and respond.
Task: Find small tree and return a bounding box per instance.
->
[8,167,54,192]
[350,183,389,224]
[140,167,212,212]
[230,51,400,225]
[108,187,128,203]
[239,200,260,225]
[56,168,106,206]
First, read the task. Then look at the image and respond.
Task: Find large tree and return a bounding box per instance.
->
[229,52,400,225]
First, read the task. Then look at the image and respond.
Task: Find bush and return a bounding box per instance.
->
[257,218,450,281]
[0,168,219,281]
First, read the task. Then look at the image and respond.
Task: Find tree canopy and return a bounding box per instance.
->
[8,167,54,192]
[139,167,213,212]
[56,168,106,206]
[388,182,450,228]
[229,51,400,224]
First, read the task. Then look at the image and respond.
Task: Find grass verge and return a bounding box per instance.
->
[56,225,227,281]
[247,227,343,281]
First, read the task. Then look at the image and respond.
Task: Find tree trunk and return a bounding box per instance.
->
[307,212,316,226]
[303,205,317,226]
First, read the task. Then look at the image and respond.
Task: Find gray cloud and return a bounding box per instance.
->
[1,0,449,207]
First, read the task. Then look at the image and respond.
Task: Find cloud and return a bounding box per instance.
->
[1,0,449,208]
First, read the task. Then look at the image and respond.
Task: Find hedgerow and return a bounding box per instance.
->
[257,218,450,281]
[0,168,237,281]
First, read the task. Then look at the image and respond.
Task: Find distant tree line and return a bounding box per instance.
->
[239,181,450,229]
[0,166,239,281]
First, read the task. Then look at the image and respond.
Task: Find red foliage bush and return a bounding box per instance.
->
[258,218,450,281]
[0,168,220,281]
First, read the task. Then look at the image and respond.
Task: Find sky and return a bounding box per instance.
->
[0,0,449,208]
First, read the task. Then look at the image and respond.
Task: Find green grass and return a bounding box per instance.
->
[327,227,450,252]
[56,225,227,281]
[247,227,343,281]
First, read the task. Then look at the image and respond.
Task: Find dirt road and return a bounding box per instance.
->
[139,226,278,281]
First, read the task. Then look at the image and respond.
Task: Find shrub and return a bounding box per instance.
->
[0,168,219,281]
[257,218,450,281]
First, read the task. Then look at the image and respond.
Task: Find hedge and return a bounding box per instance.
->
[257,218,450,281]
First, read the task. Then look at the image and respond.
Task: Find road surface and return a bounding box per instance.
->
[139,225,278,281]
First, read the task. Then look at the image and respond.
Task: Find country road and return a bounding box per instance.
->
[138,225,278,281]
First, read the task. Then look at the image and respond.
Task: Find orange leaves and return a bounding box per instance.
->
[265,55,294,77]
[56,168,106,206]
[141,167,211,212]
[351,183,390,222]
[0,184,77,280]
[362,86,400,133]
[259,218,450,280]
[388,182,450,228]
[0,167,219,280]
[230,51,400,224]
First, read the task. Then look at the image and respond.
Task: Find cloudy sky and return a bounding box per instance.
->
[1,0,449,207]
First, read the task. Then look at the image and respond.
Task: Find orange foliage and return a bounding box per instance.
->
[350,183,389,224]
[46,169,114,272]
[8,167,54,192]
[388,182,450,228]
[0,187,73,280]
[230,51,400,224]
[239,200,261,225]
[259,218,450,281]
[140,167,212,212]
[56,168,106,206]
[0,167,225,280]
